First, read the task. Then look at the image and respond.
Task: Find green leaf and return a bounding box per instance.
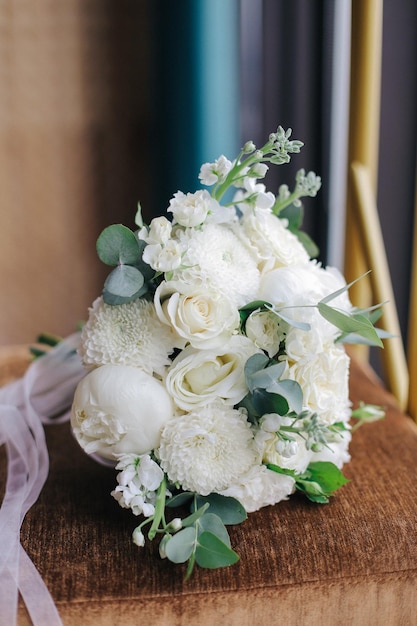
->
[295,461,349,503]
[246,361,286,393]
[265,378,303,414]
[164,527,196,564]
[244,353,270,384]
[103,265,145,299]
[181,503,210,528]
[165,492,195,508]
[195,494,247,525]
[198,513,231,546]
[251,388,289,417]
[269,308,311,330]
[295,230,319,259]
[96,224,142,266]
[195,532,239,569]
[280,203,303,229]
[318,302,383,347]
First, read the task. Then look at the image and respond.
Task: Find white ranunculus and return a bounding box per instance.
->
[158,403,257,495]
[71,364,173,459]
[144,216,172,245]
[286,345,351,425]
[79,297,175,376]
[165,335,260,411]
[245,310,287,357]
[218,464,295,513]
[142,239,183,273]
[168,189,219,227]
[238,208,310,273]
[154,281,240,350]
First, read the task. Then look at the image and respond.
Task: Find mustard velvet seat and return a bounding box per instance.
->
[1,349,417,626]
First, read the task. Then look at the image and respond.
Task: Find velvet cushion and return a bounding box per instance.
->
[1,349,417,625]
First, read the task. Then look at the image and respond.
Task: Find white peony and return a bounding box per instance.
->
[158,403,257,495]
[168,189,220,227]
[71,364,173,459]
[154,280,240,350]
[111,453,164,517]
[79,297,175,376]
[218,464,295,513]
[237,208,310,273]
[171,223,260,307]
[165,335,260,411]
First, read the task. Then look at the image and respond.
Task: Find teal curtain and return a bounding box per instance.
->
[151,0,240,213]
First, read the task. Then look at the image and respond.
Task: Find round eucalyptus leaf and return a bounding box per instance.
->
[104,265,145,298]
[96,224,141,266]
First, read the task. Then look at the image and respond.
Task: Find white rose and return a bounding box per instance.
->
[286,345,351,425]
[165,335,260,411]
[154,281,240,350]
[71,364,173,459]
[168,189,219,227]
[218,464,295,513]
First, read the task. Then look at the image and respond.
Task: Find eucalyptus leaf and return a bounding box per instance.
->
[164,527,196,564]
[195,494,247,525]
[251,388,289,416]
[295,230,319,259]
[246,361,286,393]
[181,503,210,528]
[244,353,270,384]
[96,224,141,266]
[195,532,239,569]
[104,265,145,299]
[265,378,303,414]
[165,492,195,508]
[318,302,383,347]
[198,513,231,546]
[269,308,311,331]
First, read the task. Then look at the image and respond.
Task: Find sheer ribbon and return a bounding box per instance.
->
[0,335,85,626]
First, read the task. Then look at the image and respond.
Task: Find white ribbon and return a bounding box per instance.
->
[0,334,86,626]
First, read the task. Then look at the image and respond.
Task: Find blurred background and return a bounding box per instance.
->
[0,0,416,366]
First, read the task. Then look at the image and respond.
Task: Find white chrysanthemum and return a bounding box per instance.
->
[218,464,295,513]
[79,297,175,375]
[171,223,260,307]
[238,208,310,273]
[158,403,257,495]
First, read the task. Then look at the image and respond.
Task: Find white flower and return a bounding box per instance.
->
[79,297,175,375]
[154,280,240,350]
[199,155,233,186]
[171,223,260,308]
[218,464,295,513]
[142,239,183,273]
[139,216,172,245]
[238,208,310,273]
[245,310,287,357]
[286,345,351,425]
[234,181,276,210]
[165,335,260,411]
[111,453,164,517]
[158,403,257,495]
[132,528,145,547]
[255,419,313,474]
[71,364,173,459]
[311,431,352,468]
[168,189,219,227]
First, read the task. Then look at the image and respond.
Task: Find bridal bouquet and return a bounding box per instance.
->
[70,128,385,577]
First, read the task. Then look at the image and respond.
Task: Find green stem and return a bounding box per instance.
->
[271,189,302,215]
[148,476,167,540]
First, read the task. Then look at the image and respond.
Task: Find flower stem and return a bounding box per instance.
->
[148,476,167,541]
